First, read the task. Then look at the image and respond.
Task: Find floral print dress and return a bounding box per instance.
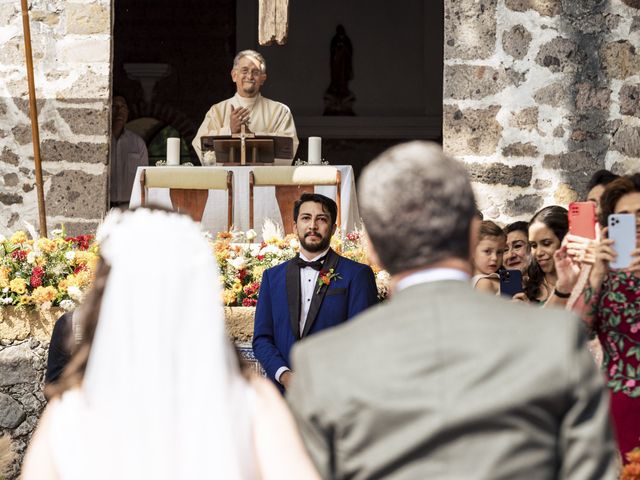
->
[593,270,640,458]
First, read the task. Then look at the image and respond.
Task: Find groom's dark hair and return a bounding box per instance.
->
[293,193,338,226]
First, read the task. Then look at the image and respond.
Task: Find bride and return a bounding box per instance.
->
[22,208,319,480]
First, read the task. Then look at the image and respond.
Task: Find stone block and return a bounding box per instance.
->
[56,37,110,64]
[505,194,544,217]
[11,125,32,145]
[536,37,586,73]
[575,83,610,111]
[543,151,594,171]
[502,142,538,157]
[534,82,569,107]
[58,107,109,136]
[41,140,108,164]
[66,3,110,34]
[601,41,639,79]
[56,221,100,237]
[30,10,61,26]
[553,126,565,137]
[622,0,640,8]
[12,98,47,118]
[46,170,106,217]
[444,0,497,60]
[0,193,23,205]
[3,173,19,187]
[534,179,552,189]
[57,69,110,100]
[510,107,539,131]
[505,0,561,16]
[631,16,640,32]
[0,393,25,428]
[466,163,532,187]
[611,126,640,157]
[444,65,524,100]
[619,83,640,117]
[555,183,578,204]
[502,25,532,60]
[0,344,38,386]
[443,105,502,156]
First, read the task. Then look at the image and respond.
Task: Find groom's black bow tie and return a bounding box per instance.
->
[296,256,326,271]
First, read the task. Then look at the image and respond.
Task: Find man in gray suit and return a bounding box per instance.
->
[287,142,617,479]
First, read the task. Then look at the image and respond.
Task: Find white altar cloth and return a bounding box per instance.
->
[129,166,360,236]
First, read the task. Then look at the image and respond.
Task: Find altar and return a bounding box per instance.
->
[129,165,360,235]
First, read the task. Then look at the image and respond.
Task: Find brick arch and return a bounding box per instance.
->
[127,101,200,163]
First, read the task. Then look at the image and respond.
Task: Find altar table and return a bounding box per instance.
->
[129,165,360,236]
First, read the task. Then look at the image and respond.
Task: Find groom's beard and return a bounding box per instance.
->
[299,231,331,253]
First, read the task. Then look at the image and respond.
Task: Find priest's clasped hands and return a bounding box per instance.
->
[230,105,251,133]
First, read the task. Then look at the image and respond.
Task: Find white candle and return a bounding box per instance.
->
[308,136,322,165]
[166,137,180,166]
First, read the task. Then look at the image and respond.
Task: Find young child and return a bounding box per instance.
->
[472,220,506,295]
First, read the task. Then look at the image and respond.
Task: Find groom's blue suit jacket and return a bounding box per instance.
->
[253,248,378,389]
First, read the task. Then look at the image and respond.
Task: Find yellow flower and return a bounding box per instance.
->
[58,278,69,292]
[252,265,266,281]
[0,267,10,288]
[232,280,243,293]
[36,238,57,253]
[10,231,28,244]
[222,289,237,305]
[75,270,92,287]
[31,286,57,304]
[18,295,32,306]
[218,275,226,286]
[9,278,27,294]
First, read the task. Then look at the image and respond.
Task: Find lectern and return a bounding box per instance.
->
[201,134,294,166]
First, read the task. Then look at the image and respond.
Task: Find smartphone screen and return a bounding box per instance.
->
[608,213,636,269]
[499,269,523,297]
[568,202,597,239]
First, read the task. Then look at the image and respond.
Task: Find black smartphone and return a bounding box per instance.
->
[499,269,523,297]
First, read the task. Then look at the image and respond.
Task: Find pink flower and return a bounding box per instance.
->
[610,365,618,376]
[625,380,636,388]
[632,323,640,334]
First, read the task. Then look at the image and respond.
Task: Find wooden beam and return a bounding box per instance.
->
[258,0,289,46]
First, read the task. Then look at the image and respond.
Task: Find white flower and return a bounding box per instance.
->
[51,228,63,237]
[262,244,281,256]
[261,218,283,243]
[59,299,75,311]
[0,234,6,243]
[65,251,76,261]
[26,251,37,264]
[228,256,247,270]
[289,238,299,250]
[2,287,8,293]
[1,297,12,305]
[67,286,83,302]
[245,229,257,241]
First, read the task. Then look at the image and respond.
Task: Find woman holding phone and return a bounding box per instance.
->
[574,174,640,462]
[524,206,576,306]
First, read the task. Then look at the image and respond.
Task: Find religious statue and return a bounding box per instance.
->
[323,25,356,116]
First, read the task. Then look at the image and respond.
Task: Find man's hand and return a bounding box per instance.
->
[230,105,251,134]
[280,370,293,390]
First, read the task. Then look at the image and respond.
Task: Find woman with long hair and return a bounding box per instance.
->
[22,208,319,480]
[573,174,640,462]
[525,206,576,306]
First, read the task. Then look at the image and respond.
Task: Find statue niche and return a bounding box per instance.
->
[323,25,355,116]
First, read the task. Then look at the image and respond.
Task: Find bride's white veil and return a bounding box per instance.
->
[55,208,252,479]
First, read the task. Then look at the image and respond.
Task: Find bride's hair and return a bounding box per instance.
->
[45,257,111,399]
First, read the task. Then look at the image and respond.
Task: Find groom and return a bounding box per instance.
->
[253,193,378,391]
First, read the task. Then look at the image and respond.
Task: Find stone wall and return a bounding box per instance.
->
[443,0,640,222]
[0,0,112,237]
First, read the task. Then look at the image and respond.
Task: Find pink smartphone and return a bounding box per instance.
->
[568,202,597,239]
[608,213,636,269]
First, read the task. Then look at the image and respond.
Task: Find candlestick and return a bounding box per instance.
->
[167,138,180,166]
[308,136,322,165]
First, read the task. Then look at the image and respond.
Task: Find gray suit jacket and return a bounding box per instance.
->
[288,280,617,480]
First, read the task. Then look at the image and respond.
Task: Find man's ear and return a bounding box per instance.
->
[231,68,237,82]
[258,73,267,87]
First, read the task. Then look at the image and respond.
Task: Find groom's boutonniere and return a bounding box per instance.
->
[317,268,341,294]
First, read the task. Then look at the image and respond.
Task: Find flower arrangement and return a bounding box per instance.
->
[0,221,389,312]
[622,448,640,479]
[0,230,98,310]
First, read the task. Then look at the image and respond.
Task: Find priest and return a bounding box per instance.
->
[192,50,299,164]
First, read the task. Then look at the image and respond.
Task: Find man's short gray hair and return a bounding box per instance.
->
[233,50,267,73]
[358,141,476,275]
